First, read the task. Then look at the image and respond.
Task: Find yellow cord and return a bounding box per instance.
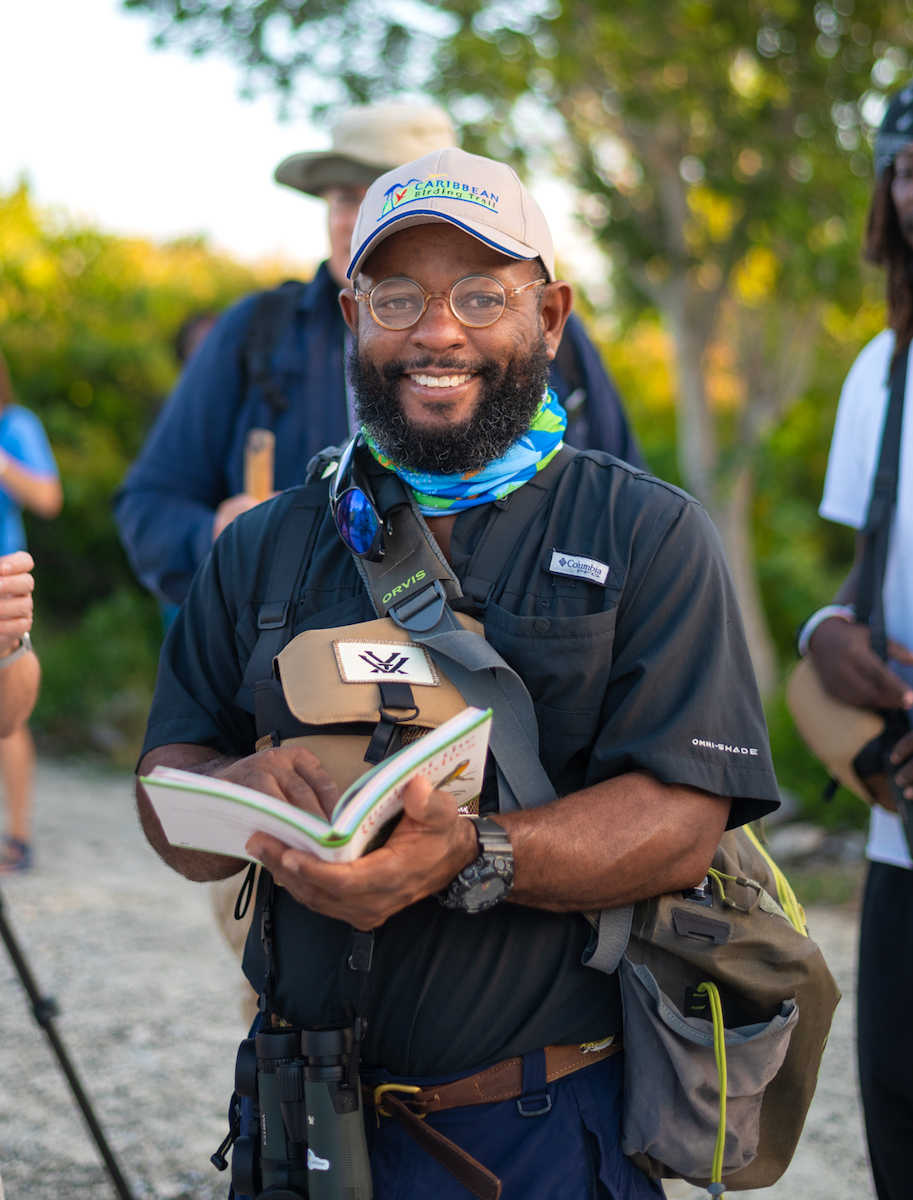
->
[706,867,737,904]
[743,825,807,935]
[697,981,727,1198]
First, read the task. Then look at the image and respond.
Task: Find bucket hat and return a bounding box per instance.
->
[275,104,457,196]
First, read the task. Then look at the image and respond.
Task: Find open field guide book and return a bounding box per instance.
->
[141,706,492,864]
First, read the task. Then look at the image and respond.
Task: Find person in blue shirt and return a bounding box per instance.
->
[114,104,643,608]
[0,351,62,873]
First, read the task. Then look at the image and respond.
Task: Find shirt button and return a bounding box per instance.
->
[534,617,550,633]
[539,599,551,609]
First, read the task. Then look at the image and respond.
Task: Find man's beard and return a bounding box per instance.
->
[347,336,551,475]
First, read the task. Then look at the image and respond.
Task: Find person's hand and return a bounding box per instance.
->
[809,618,913,809]
[212,493,265,542]
[808,617,913,710]
[212,745,341,819]
[246,775,479,930]
[0,551,35,657]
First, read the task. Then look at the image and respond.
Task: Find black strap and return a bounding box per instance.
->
[853,347,913,853]
[856,348,908,660]
[241,280,304,425]
[235,496,322,707]
[364,681,419,764]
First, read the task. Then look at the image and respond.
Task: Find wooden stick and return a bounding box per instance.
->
[244,429,275,502]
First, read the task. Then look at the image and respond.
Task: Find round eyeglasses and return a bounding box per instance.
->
[355,274,547,330]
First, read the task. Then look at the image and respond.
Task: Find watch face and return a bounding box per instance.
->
[462,870,511,913]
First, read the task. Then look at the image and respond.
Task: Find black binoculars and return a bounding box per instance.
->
[231,1024,374,1200]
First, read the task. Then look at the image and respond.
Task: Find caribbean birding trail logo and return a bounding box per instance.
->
[380,175,500,219]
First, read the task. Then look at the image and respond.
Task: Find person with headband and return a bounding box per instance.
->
[802,86,913,1200]
[134,148,778,1197]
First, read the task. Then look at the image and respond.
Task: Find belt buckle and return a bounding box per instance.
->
[373,1082,427,1119]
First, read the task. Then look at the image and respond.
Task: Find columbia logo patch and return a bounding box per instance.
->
[547,549,610,587]
[333,640,440,686]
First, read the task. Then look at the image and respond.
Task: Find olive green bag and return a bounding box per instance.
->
[619,825,840,1194]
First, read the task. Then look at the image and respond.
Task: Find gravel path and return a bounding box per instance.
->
[0,762,874,1199]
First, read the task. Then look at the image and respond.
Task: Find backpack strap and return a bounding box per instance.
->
[241,280,305,425]
[235,494,323,710]
[460,444,577,611]
[856,345,908,660]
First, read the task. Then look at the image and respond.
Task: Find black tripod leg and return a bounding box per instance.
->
[0,886,137,1200]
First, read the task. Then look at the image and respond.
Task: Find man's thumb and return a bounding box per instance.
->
[401,774,437,822]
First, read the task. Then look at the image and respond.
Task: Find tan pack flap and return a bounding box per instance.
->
[275,614,483,728]
[786,657,883,803]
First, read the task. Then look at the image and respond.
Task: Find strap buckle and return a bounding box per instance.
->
[389,579,448,633]
[258,600,289,630]
[373,1082,426,1118]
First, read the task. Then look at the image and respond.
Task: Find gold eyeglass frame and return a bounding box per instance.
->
[354,274,547,330]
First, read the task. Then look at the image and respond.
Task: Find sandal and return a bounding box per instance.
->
[0,836,32,873]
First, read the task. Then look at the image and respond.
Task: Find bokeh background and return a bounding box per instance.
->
[3,0,910,838]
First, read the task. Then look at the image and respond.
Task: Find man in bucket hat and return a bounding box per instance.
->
[114,107,642,611]
[135,147,779,1198]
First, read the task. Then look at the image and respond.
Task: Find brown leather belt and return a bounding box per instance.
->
[365,1036,621,1118]
[362,1037,621,1200]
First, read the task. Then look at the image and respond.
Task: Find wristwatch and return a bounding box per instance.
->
[0,632,32,669]
[436,816,514,914]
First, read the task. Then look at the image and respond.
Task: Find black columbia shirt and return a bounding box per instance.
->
[142,451,779,1077]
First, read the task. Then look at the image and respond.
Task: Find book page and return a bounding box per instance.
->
[331,709,491,857]
[142,706,492,865]
[142,770,341,861]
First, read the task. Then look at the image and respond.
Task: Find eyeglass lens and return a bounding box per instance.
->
[334,487,381,556]
[369,276,507,329]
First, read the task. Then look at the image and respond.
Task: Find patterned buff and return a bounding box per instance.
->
[364,388,567,514]
[876,84,913,178]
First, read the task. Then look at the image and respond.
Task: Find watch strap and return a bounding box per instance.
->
[436,815,514,912]
[0,631,32,670]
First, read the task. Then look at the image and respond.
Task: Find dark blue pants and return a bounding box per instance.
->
[231,1049,662,1199]
[361,1053,662,1200]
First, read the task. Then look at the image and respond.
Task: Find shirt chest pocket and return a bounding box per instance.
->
[480,603,618,784]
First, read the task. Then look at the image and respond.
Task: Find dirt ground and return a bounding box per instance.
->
[0,761,874,1199]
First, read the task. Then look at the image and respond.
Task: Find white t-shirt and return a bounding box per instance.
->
[820,328,913,869]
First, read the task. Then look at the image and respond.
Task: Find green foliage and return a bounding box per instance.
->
[0,185,277,758]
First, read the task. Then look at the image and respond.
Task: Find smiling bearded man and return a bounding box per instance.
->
[134,148,780,1200]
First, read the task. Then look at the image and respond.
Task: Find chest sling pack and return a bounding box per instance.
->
[240,442,839,1198]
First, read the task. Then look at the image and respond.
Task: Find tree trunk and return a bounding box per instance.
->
[707,464,778,700]
[660,276,717,509]
[660,286,778,699]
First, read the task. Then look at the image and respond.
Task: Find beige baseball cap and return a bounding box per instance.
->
[275,104,457,196]
[347,147,555,281]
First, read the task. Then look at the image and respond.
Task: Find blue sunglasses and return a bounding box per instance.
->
[329,437,386,562]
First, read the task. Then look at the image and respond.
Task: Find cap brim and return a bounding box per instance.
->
[275,152,390,196]
[347,212,549,280]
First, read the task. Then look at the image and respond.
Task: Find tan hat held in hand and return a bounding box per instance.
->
[347,147,556,281]
[275,104,457,196]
